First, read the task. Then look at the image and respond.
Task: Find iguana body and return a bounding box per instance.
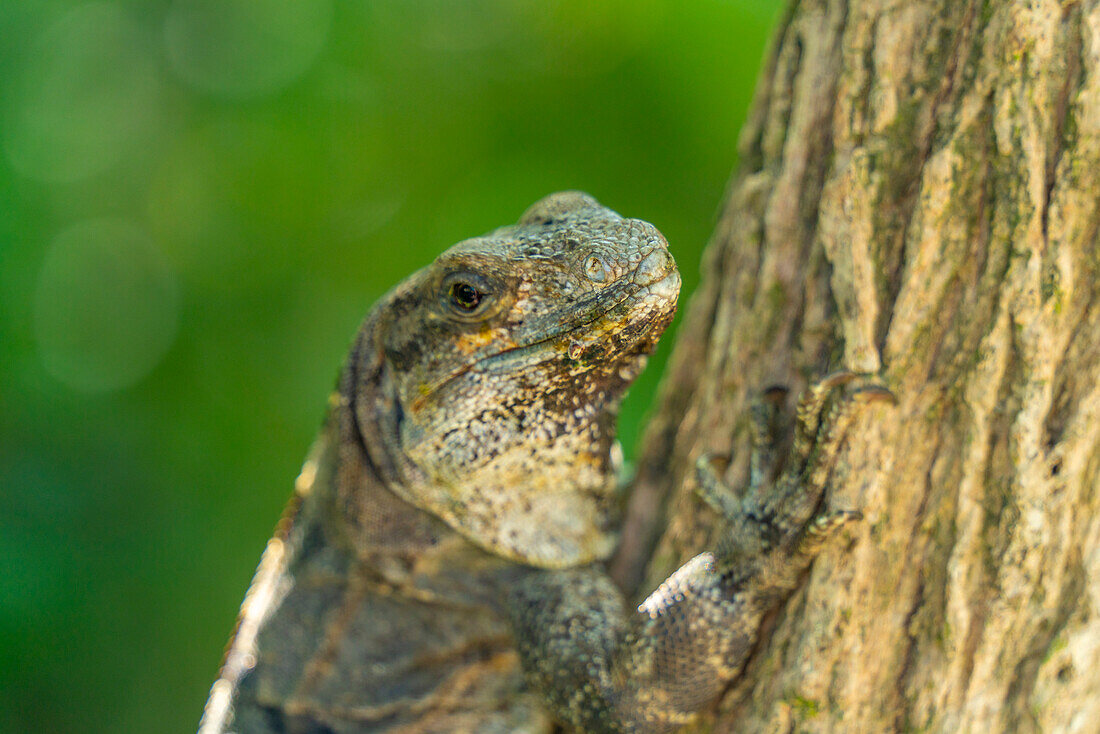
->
[206,425,550,732]
[201,193,887,733]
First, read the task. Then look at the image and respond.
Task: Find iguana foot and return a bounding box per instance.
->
[695,372,893,571]
[764,372,894,536]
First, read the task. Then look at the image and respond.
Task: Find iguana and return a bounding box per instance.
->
[200,192,891,733]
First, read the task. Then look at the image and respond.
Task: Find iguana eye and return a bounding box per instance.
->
[441,271,494,319]
[450,282,483,311]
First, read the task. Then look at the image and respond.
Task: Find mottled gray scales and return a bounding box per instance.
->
[201,192,882,733]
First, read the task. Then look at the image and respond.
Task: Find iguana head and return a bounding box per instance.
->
[347,192,680,567]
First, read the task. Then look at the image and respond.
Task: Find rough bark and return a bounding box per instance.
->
[617,0,1100,731]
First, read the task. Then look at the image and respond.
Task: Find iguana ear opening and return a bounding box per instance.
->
[332,312,404,533]
[333,313,382,493]
[327,309,451,556]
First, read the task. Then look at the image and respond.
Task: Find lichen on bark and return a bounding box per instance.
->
[619,1,1100,731]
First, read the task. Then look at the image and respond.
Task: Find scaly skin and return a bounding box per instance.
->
[200,192,679,733]
[200,192,887,733]
[506,374,893,732]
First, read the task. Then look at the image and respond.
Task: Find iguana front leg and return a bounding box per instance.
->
[506,373,894,733]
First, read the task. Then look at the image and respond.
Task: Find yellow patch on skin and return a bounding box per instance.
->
[453,324,512,355]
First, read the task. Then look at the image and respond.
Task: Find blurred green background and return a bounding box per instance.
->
[0,1,778,731]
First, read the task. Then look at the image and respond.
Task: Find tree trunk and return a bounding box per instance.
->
[615,0,1100,731]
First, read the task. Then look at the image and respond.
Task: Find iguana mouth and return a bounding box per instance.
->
[498,268,680,361]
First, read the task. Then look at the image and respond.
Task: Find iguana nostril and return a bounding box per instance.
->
[633,248,673,286]
[584,255,609,282]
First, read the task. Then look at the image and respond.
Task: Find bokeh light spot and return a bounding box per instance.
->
[164,0,333,98]
[2,3,160,183]
[33,220,180,393]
